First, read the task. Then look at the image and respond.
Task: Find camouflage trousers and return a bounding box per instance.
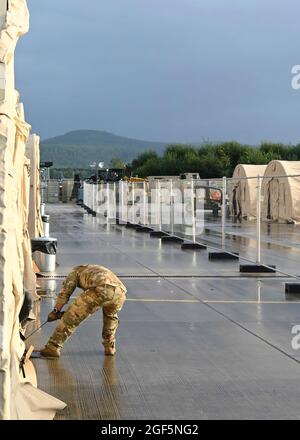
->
[47,285,126,353]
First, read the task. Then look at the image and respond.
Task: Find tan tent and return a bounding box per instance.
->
[26,134,43,239]
[230,164,267,220]
[15,103,39,301]
[0,0,66,420]
[262,160,300,223]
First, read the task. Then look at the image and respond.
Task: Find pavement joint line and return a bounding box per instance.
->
[202,300,300,365]
[204,225,300,253]
[38,274,292,279]
[203,300,300,304]
[93,237,201,301]
[168,278,300,365]
[126,298,200,303]
[114,219,300,282]
[53,209,300,366]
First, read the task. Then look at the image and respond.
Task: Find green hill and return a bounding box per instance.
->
[41,130,167,168]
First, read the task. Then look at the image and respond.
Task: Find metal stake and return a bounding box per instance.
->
[25,320,48,341]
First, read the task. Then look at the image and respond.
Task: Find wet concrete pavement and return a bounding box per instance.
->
[29,204,300,419]
[194,216,300,277]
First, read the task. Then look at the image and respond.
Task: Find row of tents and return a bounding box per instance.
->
[230,161,300,223]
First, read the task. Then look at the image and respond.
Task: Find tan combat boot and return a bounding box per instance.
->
[104,343,116,356]
[40,344,61,358]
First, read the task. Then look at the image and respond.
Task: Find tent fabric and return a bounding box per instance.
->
[16,105,39,301]
[0,0,29,63]
[230,164,267,220]
[22,155,39,300]
[262,160,300,223]
[11,383,66,420]
[9,346,66,420]
[9,346,66,419]
[26,134,44,239]
[0,113,16,420]
[0,0,25,418]
[0,0,66,420]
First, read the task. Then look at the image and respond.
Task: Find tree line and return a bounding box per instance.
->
[129,142,300,178]
[50,142,300,180]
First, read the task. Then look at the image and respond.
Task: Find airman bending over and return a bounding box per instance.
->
[40,264,127,358]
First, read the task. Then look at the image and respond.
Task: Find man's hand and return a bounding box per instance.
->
[47,310,65,322]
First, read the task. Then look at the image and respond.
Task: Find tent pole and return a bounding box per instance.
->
[170,180,174,236]
[120,180,126,224]
[157,180,162,231]
[256,175,262,264]
[222,176,227,250]
[191,180,196,244]
[106,183,110,222]
[113,182,116,222]
[143,181,147,226]
[131,182,135,224]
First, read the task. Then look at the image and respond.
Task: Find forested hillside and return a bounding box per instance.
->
[41,130,166,168]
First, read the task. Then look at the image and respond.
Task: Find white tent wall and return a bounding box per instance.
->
[16,104,39,301]
[262,160,300,223]
[0,0,28,420]
[22,154,39,301]
[230,164,267,220]
[0,0,66,419]
[26,134,43,239]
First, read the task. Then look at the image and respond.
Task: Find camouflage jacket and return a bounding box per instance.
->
[56,265,127,305]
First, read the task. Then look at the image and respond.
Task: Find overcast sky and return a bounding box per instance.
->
[15,0,300,144]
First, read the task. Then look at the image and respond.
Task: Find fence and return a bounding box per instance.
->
[82,175,300,286]
[41,179,77,203]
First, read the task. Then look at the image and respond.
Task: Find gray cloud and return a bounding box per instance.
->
[15,0,300,144]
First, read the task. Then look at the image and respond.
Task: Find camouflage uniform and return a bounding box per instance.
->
[45,265,127,354]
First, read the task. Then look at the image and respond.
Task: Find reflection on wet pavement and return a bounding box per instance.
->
[28,204,300,419]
